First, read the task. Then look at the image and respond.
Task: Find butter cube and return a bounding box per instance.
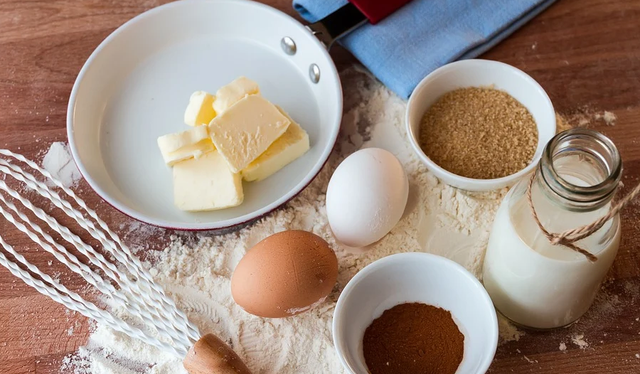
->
[157,126,214,166]
[213,77,260,114]
[184,91,216,126]
[208,95,291,173]
[242,107,309,182]
[172,151,243,211]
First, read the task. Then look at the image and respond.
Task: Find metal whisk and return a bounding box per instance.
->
[0,149,251,374]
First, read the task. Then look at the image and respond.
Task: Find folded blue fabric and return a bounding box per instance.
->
[293,0,556,99]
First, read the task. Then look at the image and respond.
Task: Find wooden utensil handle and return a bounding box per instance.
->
[183,334,252,374]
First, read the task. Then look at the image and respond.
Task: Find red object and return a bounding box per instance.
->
[348,0,413,24]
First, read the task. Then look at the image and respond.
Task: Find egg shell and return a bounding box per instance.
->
[326,148,409,247]
[231,230,338,318]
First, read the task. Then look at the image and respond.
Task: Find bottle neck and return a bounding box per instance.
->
[537,128,621,212]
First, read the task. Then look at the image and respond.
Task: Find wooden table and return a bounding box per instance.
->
[1,0,639,373]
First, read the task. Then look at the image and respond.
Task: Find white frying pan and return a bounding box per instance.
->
[67,0,406,231]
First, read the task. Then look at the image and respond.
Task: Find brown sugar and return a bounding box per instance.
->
[363,302,464,374]
[419,87,538,179]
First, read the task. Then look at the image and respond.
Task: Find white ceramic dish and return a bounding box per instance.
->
[67,0,342,230]
[333,252,498,374]
[406,59,556,191]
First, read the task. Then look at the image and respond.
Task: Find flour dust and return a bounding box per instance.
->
[42,141,81,188]
[61,67,512,374]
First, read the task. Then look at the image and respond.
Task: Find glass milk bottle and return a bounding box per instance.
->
[483,128,621,329]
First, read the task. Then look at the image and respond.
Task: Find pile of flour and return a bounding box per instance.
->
[61,67,511,374]
[42,141,81,188]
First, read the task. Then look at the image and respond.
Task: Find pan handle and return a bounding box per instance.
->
[306,0,412,49]
[306,3,366,48]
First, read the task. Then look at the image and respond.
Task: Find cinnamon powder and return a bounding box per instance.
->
[363,303,464,374]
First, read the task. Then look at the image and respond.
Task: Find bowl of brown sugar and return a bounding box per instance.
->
[333,253,498,374]
[406,59,556,191]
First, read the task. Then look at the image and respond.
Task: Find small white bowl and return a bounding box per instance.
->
[406,59,556,191]
[333,253,498,374]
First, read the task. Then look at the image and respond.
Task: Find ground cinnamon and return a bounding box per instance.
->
[362,302,464,374]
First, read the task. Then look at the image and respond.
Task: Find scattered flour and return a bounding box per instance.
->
[498,315,525,344]
[559,342,567,351]
[61,68,513,373]
[562,108,617,128]
[595,110,617,126]
[117,220,164,254]
[42,142,81,188]
[67,320,81,336]
[571,333,589,349]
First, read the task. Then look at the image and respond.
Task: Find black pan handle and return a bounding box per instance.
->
[306,3,367,49]
[306,0,412,49]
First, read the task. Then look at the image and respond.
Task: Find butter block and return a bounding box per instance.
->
[242,107,309,182]
[208,95,291,173]
[157,126,214,166]
[213,77,260,114]
[184,91,216,126]
[172,151,243,211]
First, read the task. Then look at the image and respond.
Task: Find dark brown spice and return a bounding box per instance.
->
[363,302,464,374]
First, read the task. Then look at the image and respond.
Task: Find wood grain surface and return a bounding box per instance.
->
[1,0,639,373]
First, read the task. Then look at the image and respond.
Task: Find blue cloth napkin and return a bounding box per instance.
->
[293,0,556,99]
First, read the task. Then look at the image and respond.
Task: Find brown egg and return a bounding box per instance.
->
[231,230,338,318]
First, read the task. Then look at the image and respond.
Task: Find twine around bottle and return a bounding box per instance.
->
[527,172,640,263]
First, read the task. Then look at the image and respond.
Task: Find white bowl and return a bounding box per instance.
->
[406,59,556,191]
[333,253,498,374]
[66,0,342,230]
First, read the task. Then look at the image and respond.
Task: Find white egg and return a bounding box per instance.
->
[326,148,409,247]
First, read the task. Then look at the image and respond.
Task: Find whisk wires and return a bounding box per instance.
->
[0,149,200,358]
